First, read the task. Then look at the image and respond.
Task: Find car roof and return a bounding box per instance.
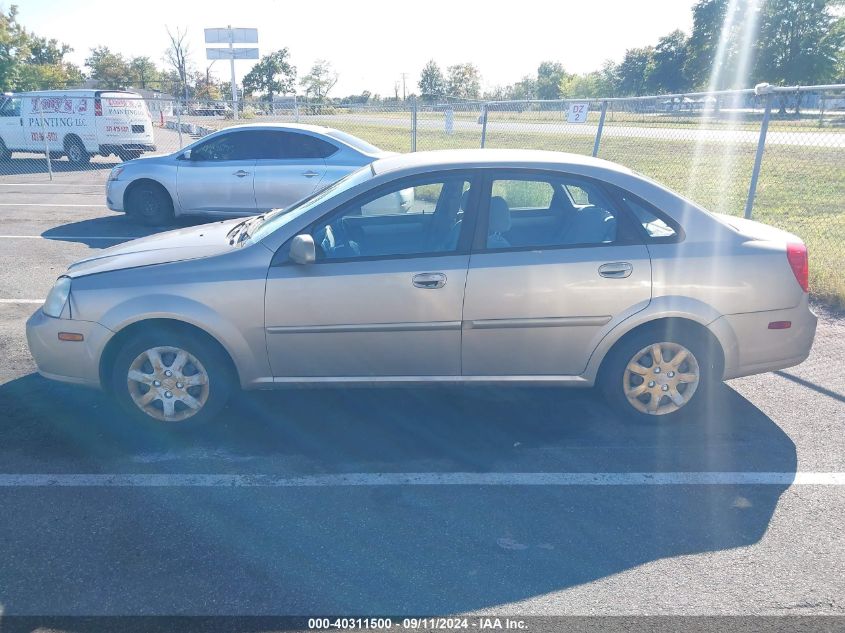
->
[370,149,634,176]
[216,122,339,135]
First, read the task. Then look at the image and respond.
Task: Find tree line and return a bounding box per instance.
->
[2,0,843,103]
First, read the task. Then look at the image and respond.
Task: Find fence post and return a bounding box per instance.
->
[592,100,608,158]
[176,101,184,149]
[37,98,53,181]
[480,103,489,148]
[744,92,773,220]
[411,98,418,152]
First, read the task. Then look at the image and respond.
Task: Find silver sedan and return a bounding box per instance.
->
[106,122,396,225]
[29,149,817,426]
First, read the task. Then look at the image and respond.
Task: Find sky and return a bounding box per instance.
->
[12,0,696,97]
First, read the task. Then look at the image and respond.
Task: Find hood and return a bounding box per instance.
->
[66,218,246,277]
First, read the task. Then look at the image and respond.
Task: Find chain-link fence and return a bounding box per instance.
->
[0,85,843,304]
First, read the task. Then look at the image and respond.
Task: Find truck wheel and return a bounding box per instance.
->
[111,327,234,428]
[65,138,91,165]
[0,138,11,163]
[126,182,174,226]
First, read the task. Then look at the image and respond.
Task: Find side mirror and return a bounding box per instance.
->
[180,149,192,160]
[289,234,316,265]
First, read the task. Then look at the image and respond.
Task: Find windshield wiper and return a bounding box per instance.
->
[233,214,265,246]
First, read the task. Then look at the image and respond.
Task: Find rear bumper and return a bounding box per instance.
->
[99,144,156,155]
[711,295,818,380]
[26,309,113,389]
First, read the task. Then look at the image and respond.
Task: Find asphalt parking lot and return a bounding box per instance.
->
[0,161,843,623]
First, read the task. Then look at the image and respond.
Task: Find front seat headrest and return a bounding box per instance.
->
[488,196,511,234]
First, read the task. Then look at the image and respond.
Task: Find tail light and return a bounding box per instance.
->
[786,242,809,292]
[94,99,102,116]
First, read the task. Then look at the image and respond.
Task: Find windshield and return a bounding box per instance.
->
[326,129,384,156]
[247,164,374,243]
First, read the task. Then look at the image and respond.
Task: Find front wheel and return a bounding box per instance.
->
[111,329,234,428]
[126,182,174,226]
[600,326,720,423]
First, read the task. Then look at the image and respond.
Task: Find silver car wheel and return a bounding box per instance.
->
[126,346,210,422]
[623,342,700,416]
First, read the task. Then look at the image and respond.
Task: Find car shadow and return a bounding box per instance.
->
[41,215,209,248]
[0,376,796,615]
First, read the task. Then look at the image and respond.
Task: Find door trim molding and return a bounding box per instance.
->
[268,375,590,385]
[266,321,462,334]
[465,315,612,330]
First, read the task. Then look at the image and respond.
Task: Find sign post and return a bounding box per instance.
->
[205,27,259,121]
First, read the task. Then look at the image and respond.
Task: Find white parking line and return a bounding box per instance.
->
[0,203,107,207]
[0,299,41,304]
[0,235,130,240]
[0,183,103,187]
[0,472,842,488]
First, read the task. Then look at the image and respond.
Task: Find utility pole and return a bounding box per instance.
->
[401,72,408,101]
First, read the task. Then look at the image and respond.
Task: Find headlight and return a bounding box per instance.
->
[43,276,71,318]
[108,166,125,181]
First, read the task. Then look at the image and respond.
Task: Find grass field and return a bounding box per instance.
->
[211,115,845,307]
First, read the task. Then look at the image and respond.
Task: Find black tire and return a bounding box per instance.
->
[118,150,142,162]
[65,137,90,165]
[0,138,11,163]
[599,323,722,424]
[126,182,175,226]
[110,326,235,429]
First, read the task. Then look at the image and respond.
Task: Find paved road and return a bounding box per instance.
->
[303,114,845,148]
[0,174,843,623]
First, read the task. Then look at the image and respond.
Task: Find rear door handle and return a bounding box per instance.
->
[302,170,320,178]
[233,170,250,177]
[598,262,633,278]
[412,272,447,289]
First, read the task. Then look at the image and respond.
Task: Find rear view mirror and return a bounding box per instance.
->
[289,234,316,265]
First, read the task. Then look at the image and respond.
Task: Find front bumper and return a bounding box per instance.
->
[26,309,114,388]
[106,179,130,211]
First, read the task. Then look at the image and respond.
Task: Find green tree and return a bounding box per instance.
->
[617,47,654,95]
[1,5,82,90]
[243,49,297,104]
[445,62,481,99]
[299,60,338,102]
[536,61,567,100]
[647,30,690,93]
[509,74,537,100]
[753,0,844,86]
[129,56,160,89]
[418,59,445,101]
[86,46,131,88]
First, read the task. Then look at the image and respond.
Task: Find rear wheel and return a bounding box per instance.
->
[65,137,90,165]
[600,325,720,423]
[0,138,11,163]
[126,182,174,226]
[111,328,234,428]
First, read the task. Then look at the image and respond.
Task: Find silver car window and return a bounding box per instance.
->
[248,165,374,242]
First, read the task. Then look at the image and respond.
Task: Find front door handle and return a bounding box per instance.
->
[598,262,633,278]
[302,170,320,178]
[412,272,447,289]
[233,170,250,178]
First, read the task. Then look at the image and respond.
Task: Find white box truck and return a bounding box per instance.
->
[0,89,156,165]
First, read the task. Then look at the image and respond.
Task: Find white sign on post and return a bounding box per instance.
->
[204,26,259,121]
[567,102,590,124]
[204,28,258,44]
[206,48,259,60]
